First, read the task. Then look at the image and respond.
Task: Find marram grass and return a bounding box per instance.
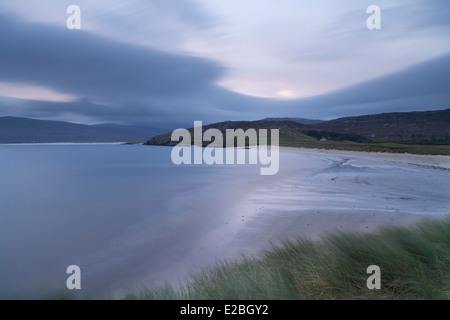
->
[125,218,450,300]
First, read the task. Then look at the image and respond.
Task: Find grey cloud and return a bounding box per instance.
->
[0,14,223,99]
[212,53,450,120]
[281,54,450,119]
[0,12,232,126]
[1,52,449,127]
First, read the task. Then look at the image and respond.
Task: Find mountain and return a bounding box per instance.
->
[261,118,325,125]
[0,117,161,143]
[145,108,450,146]
[313,109,450,143]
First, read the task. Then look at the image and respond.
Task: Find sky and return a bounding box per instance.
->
[0,0,449,129]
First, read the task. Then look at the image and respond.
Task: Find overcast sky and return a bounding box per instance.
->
[0,0,449,128]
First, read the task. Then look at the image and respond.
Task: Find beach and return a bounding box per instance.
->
[0,145,448,298]
[105,147,450,297]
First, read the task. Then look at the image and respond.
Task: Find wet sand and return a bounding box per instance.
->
[107,148,450,297]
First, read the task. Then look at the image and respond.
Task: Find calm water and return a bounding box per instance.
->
[0,144,300,298]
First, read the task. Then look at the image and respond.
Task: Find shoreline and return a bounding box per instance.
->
[0,142,127,146]
[2,141,450,158]
[280,146,450,170]
[280,145,450,159]
[110,147,450,297]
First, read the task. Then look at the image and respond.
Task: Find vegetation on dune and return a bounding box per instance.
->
[279,136,450,155]
[303,130,372,143]
[125,218,450,300]
[145,130,450,155]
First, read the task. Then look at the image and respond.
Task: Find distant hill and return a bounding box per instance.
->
[261,117,325,125]
[0,117,160,143]
[313,109,450,143]
[144,119,309,146]
[2,109,449,147]
[145,108,450,147]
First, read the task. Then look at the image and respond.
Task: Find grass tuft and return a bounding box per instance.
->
[125,218,450,300]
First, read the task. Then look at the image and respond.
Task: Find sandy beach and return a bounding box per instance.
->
[102,148,450,297]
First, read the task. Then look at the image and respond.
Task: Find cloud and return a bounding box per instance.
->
[0,7,449,128]
[193,0,450,99]
[386,0,450,31]
[0,0,216,49]
[280,54,450,119]
[208,53,450,120]
[0,14,222,99]
[0,13,231,126]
